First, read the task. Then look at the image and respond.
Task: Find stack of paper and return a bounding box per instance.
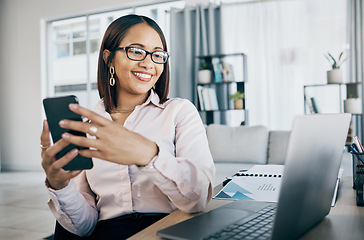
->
[214,165,343,206]
[214,165,285,202]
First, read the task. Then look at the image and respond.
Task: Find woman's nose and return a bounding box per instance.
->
[139,54,154,69]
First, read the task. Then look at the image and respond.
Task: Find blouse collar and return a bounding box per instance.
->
[94,89,167,117]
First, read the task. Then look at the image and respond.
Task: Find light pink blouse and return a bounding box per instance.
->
[46,91,215,236]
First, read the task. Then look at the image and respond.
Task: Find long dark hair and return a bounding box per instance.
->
[97,14,170,112]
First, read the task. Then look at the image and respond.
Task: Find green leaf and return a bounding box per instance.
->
[328,53,337,65]
[229,91,245,100]
[325,51,347,69]
[338,51,344,61]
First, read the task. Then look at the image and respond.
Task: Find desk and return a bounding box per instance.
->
[129,176,364,240]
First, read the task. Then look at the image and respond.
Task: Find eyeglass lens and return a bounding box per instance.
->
[127,47,168,63]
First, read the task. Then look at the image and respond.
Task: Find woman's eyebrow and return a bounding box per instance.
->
[128,43,164,50]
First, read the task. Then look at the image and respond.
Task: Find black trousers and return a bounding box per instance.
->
[53,212,168,240]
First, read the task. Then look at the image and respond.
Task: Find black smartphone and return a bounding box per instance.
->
[43,95,93,170]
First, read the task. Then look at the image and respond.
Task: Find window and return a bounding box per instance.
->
[220,0,348,129]
[46,1,184,108]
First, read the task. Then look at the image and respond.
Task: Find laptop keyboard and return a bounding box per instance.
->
[204,204,276,240]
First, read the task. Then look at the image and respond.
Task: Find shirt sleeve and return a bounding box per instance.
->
[141,99,215,213]
[46,171,98,236]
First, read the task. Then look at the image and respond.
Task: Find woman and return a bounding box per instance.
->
[40,14,215,239]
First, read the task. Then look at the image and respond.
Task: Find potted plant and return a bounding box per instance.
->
[325,51,347,84]
[344,94,362,114]
[229,91,245,109]
[198,60,212,84]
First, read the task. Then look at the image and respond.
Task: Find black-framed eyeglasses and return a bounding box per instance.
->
[115,46,170,64]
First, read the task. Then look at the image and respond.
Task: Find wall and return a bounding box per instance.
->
[0,0,164,171]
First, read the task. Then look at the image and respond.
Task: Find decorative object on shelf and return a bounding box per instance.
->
[198,60,212,84]
[325,51,347,84]
[229,91,245,109]
[344,94,362,114]
[196,53,247,125]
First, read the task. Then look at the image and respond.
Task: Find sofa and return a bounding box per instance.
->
[205,124,291,186]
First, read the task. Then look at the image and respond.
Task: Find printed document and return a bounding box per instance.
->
[214,165,285,202]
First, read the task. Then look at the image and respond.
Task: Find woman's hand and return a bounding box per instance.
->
[59,104,158,166]
[41,120,82,190]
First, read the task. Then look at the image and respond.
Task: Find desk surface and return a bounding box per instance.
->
[129,176,364,240]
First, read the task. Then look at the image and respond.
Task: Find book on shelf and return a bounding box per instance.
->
[197,86,205,111]
[310,97,319,113]
[212,58,223,83]
[221,62,235,82]
[208,88,219,110]
[197,86,219,111]
[202,87,212,110]
[305,96,315,114]
[215,84,228,110]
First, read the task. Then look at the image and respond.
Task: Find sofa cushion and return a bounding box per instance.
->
[267,131,290,164]
[206,124,269,164]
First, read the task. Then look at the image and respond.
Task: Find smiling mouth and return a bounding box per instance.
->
[132,72,153,82]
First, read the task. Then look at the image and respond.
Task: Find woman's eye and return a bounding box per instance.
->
[153,52,164,59]
[130,48,144,55]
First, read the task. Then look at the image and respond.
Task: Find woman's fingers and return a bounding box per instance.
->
[59,119,91,135]
[60,104,113,140]
[78,148,104,159]
[65,170,83,179]
[59,119,105,139]
[62,132,101,149]
[41,119,85,190]
[51,148,79,170]
[44,148,83,190]
[42,138,70,161]
[40,120,51,150]
[41,119,72,158]
[69,103,112,126]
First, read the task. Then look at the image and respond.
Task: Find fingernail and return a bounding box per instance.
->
[62,133,69,139]
[59,120,65,127]
[69,103,77,110]
[71,149,78,155]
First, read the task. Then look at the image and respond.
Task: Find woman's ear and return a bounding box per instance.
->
[103,50,111,65]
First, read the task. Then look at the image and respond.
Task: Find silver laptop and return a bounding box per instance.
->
[157,114,351,240]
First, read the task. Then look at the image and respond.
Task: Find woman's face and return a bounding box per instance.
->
[113,23,164,98]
